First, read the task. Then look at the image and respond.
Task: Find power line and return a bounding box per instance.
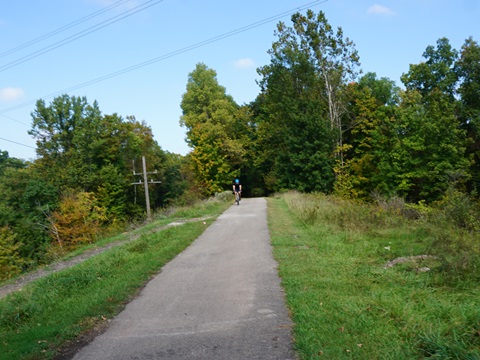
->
[0,0,165,73]
[0,113,29,126]
[0,0,132,60]
[0,0,328,115]
[0,136,36,149]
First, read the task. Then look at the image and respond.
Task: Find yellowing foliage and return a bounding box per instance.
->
[0,226,24,281]
[49,192,107,250]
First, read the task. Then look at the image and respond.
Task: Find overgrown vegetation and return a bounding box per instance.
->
[0,196,230,360]
[269,192,479,359]
[0,226,24,280]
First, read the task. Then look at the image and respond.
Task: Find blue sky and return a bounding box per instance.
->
[1,0,479,160]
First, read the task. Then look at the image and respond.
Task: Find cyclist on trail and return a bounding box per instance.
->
[233,178,242,203]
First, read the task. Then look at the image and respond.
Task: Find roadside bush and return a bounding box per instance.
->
[372,192,424,220]
[214,190,233,202]
[172,188,203,206]
[430,229,479,276]
[433,187,480,231]
[0,226,24,281]
[425,189,480,277]
[48,191,107,250]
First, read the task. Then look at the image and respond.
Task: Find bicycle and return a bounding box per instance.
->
[234,191,241,205]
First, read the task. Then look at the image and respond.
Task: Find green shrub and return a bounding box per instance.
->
[214,190,233,202]
[426,189,480,277]
[429,228,480,277]
[434,187,480,231]
[0,226,24,281]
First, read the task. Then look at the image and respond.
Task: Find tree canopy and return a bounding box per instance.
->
[180,63,249,195]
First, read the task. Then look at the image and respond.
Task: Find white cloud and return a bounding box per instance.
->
[0,87,25,102]
[234,58,256,69]
[367,4,396,16]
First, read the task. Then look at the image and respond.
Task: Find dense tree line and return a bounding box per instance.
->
[1,9,479,279]
[182,10,480,205]
[0,96,188,278]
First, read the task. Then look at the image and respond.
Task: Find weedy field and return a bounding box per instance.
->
[0,197,231,360]
[268,191,480,359]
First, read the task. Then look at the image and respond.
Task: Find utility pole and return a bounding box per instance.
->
[131,156,161,220]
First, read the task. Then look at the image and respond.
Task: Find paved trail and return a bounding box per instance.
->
[72,198,296,360]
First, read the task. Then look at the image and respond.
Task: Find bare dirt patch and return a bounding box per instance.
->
[383,255,438,271]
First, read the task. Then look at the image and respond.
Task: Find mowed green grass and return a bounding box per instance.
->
[267,193,480,359]
[0,199,230,360]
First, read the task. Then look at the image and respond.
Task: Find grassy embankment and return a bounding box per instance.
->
[268,191,479,359]
[0,197,231,360]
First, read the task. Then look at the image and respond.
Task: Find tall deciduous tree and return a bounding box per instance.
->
[29,95,102,190]
[457,38,480,123]
[456,37,480,192]
[399,38,470,201]
[402,37,459,100]
[256,9,359,192]
[387,90,469,202]
[336,74,399,198]
[180,63,245,195]
[297,10,360,165]
[257,52,335,192]
[357,72,400,107]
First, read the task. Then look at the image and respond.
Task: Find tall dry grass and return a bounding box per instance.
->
[282,190,480,281]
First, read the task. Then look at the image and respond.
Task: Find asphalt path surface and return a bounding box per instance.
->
[72,198,296,360]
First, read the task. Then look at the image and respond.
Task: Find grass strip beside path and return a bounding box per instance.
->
[0,217,212,300]
[267,195,480,360]
[0,200,229,360]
